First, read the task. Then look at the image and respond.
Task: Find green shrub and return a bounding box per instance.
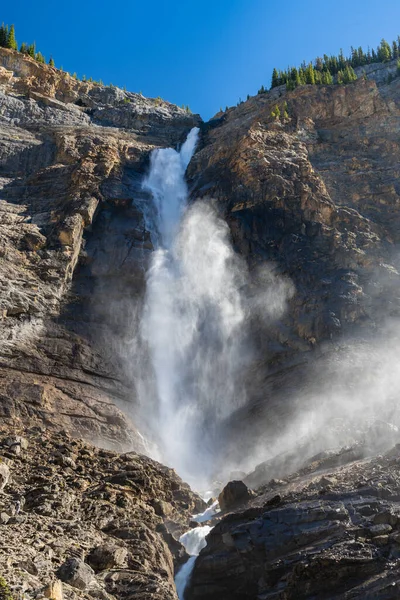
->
[0,577,14,600]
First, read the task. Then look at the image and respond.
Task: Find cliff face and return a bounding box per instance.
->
[190,73,400,343]
[188,67,400,461]
[0,47,200,449]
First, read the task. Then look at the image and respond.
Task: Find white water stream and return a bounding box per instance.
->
[175,524,212,599]
[175,498,219,599]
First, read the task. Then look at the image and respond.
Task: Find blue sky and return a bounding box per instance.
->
[4,1,400,119]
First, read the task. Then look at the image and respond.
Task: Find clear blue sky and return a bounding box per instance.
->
[4,1,400,120]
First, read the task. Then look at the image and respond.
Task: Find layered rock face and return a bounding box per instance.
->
[0,47,200,449]
[190,71,400,347]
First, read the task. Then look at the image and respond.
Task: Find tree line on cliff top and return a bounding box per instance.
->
[0,22,54,66]
[263,36,400,93]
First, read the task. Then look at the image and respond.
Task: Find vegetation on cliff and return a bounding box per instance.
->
[268,36,400,91]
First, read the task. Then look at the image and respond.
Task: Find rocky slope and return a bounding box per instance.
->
[0,424,204,600]
[0,47,200,449]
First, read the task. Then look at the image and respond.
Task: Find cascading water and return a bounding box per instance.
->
[139,127,249,488]
[175,524,212,599]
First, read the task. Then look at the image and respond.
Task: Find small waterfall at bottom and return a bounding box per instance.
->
[175,525,212,599]
[175,497,220,599]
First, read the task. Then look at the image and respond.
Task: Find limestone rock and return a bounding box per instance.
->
[43,580,63,600]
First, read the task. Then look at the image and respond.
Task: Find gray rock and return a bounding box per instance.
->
[56,557,95,590]
[369,523,393,537]
[0,512,9,524]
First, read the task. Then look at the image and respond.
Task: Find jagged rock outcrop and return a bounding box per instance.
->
[0,424,204,600]
[0,47,200,448]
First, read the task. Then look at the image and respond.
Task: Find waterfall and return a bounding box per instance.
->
[139,127,249,488]
[175,525,212,599]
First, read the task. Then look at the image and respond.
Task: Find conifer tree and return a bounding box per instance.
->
[19,42,28,54]
[27,43,35,58]
[6,24,17,50]
[35,51,45,63]
[48,56,55,67]
[271,104,281,119]
[283,101,289,119]
[378,39,391,62]
[315,57,323,71]
[305,63,315,85]
[271,68,280,88]
[0,24,7,47]
[338,48,346,69]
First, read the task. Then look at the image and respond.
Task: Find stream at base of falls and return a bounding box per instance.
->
[175,499,220,599]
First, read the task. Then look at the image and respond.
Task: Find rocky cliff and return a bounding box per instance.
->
[2,45,400,600]
[188,63,400,467]
[0,424,204,600]
[0,47,200,450]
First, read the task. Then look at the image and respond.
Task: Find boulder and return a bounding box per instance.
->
[56,558,95,590]
[87,545,127,572]
[218,481,254,511]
